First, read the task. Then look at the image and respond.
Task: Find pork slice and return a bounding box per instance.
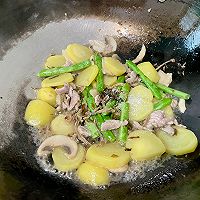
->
[145,110,168,129]
[161,125,175,136]
[77,126,90,137]
[55,84,70,95]
[68,90,80,111]
[101,120,128,131]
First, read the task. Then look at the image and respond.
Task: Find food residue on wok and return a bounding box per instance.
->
[24,36,198,187]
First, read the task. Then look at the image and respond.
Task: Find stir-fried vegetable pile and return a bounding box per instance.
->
[24,37,198,187]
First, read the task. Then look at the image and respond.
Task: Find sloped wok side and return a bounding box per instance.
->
[0,0,200,199]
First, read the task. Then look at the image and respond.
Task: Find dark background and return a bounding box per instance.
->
[0,0,200,199]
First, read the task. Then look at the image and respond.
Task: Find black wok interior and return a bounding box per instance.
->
[0,0,200,199]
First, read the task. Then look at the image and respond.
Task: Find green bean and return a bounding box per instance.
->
[82,86,96,112]
[106,99,117,109]
[95,114,104,128]
[117,75,125,83]
[101,100,117,116]
[37,59,91,77]
[117,82,130,143]
[82,87,116,142]
[119,83,130,101]
[102,114,112,121]
[126,60,162,100]
[95,114,116,142]
[153,98,172,111]
[82,86,89,104]
[156,83,191,100]
[102,130,116,142]
[118,102,129,144]
[86,122,100,138]
[94,54,104,93]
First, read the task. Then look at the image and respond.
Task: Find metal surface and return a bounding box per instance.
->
[0,0,200,199]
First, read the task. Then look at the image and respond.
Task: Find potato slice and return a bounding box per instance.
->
[102,57,126,76]
[128,98,153,122]
[126,130,166,161]
[24,100,55,127]
[75,65,98,86]
[56,85,64,89]
[128,85,153,122]
[52,144,85,171]
[92,80,97,88]
[41,73,74,87]
[63,43,93,63]
[138,62,160,83]
[156,126,198,155]
[77,161,110,186]
[37,87,56,107]
[129,85,153,101]
[44,55,66,68]
[86,143,130,169]
[104,75,117,87]
[163,105,174,119]
[50,114,75,136]
[152,101,174,120]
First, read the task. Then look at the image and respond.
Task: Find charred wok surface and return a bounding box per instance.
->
[0,0,200,199]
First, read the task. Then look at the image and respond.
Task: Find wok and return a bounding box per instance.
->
[0,0,200,199]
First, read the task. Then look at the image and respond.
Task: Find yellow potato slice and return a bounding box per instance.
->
[44,55,66,68]
[41,73,74,87]
[50,114,75,136]
[77,161,110,186]
[24,100,55,127]
[156,126,198,155]
[102,57,126,76]
[138,62,160,83]
[92,80,97,88]
[75,65,99,86]
[56,85,64,89]
[37,87,56,107]
[86,143,130,169]
[126,130,166,161]
[104,75,117,87]
[128,85,153,122]
[63,43,93,63]
[128,98,153,122]
[163,105,174,119]
[129,85,153,101]
[52,145,85,171]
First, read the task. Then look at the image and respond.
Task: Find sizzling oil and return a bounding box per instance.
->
[32,126,172,188]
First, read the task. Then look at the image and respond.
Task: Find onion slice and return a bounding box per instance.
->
[132,44,146,64]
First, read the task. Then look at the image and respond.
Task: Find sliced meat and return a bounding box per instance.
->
[77,126,90,137]
[158,70,172,86]
[94,95,101,106]
[62,91,80,111]
[131,121,149,131]
[144,110,178,136]
[125,68,139,86]
[56,83,80,112]
[145,110,170,129]
[161,125,175,135]
[101,120,128,131]
[56,94,63,111]
[56,84,70,95]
